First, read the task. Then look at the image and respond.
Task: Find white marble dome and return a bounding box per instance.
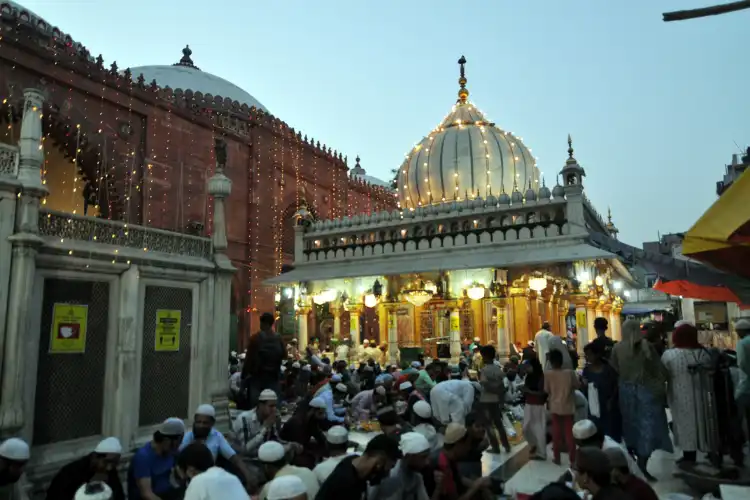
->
[397,58,539,209]
[131,46,268,112]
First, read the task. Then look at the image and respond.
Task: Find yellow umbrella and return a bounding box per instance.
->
[683,168,750,278]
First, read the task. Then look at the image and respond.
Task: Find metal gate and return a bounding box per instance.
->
[33,279,109,445]
[138,286,192,426]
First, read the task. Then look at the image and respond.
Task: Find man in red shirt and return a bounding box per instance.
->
[433,423,491,499]
[604,447,658,500]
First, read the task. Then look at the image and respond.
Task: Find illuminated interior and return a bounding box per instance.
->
[1,124,98,216]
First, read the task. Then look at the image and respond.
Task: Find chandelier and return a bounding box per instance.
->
[528,275,548,292]
[466,284,486,301]
[364,294,379,308]
[402,280,434,307]
[312,288,338,305]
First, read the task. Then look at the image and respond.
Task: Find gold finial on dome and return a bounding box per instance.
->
[457,55,469,103]
[567,134,575,159]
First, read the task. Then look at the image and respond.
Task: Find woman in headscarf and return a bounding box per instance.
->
[610,319,672,481]
[661,322,713,465]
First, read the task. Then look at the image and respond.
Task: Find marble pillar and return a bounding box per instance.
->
[387,306,399,366]
[570,294,589,357]
[297,307,310,350]
[0,89,47,435]
[348,306,361,355]
[611,306,622,341]
[0,183,17,382]
[333,307,341,339]
[449,309,461,363]
[586,299,598,350]
[207,138,235,423]
[494,299,511,362]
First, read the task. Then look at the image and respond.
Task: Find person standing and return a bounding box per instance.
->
[534,322,555,367]
[544,350,579,465]
[521,356,547,460]
[429,379,478,426]
[591,317,615,361]
[610,319,672,481]
[662,322,713,465]
[477,345,511,453]
[582,341,622,443]
[735,319,750,441]
[243,313,287,407]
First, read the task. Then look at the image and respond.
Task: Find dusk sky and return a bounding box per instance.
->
[20,0,747,246]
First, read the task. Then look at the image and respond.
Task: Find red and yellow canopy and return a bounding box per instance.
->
[682,169,750,279]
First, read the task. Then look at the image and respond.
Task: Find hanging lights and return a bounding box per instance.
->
[402,280,434,307]
[528,274,548,292]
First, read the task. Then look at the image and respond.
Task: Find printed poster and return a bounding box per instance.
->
[449,314,460,333]
[576,309,587,329]
[155,309,181,352]
[497,311,506,329]
[50,304,88,353]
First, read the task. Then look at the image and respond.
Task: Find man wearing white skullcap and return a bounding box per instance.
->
[571,419,645,481]
[278,397,329,469]
[47,437,125,500]
[257,442,318,500]
[409,401,438,451]
[232,389,290,460]
[368,433,431,500]
[335,338,350,364]
[73,482,113,500]
[128,418,185,499]
[177,443,250,500]
[0,437,30,499]
[429,379,478,425]
[349,385,387,421]
[266,475,308,500]
[181,404,254,487]
[313,426,356,485]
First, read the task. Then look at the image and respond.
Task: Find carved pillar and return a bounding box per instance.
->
[0,89,47,435]
[0,181,18,383]
[348,305,362,363]
[208,138,235,423]
[387,305,399,366]
[611,304,622,341]
[493,299,511,362]
[528,291,541,336]
[586,298,599,350]
[297,307,311,350]
[570,294,589,357]
[557,299,569,337]
[449,309,461,363]
[510,287,530,347]
[602,302,613,341]
[332,305,342,339]
[546,294,557,334]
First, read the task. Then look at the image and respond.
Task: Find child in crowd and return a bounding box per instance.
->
[544,349,579,465]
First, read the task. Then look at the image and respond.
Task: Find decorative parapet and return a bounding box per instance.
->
[297,195,574,264]
[38,209,212,259]
[0,142,19,178]
[581,192,609,234]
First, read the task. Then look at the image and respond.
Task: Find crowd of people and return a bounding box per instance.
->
[1,313,749,499]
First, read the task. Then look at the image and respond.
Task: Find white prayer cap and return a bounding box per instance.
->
[736,318,750,331]
[302,365,311,372]
[0,438,30,461]
[374,386,386,396]
[363,365,374,372]
[335,383,348,393]
[280,366,287,373]
[158,417,185,436]
[309,397,327,409]
[399,381,413,391]
[399,432,430,455]
[413,400,432,419]
[258,441,286,462]
[74,481,113,500]
[259,389,278,402]
[411,361,421,368]
[363,339,370,344]
[331,374,342,382]
[292,362,301,369]
[443,423,467,445]
[414,423,437,446]
[94,437,122,454]
[572,419,598,440]
[674,320,692,328]
[473,337,480,342]
[195,404,215,418]
[266,475,308,500]
[326,425,349,445]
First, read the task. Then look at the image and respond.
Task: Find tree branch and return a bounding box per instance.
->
[663,0,750,21]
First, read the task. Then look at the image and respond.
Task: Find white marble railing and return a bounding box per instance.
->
[38,209,213,259]
[0,143,19,178]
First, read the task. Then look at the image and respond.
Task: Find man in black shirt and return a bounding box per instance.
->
[316,435,401,500]
[590,317,615,360]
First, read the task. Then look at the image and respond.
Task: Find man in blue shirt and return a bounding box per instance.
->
[128,417,185,500]
[180,404,255,491]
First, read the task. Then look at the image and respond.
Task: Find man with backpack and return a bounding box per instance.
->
[242,313,287,409]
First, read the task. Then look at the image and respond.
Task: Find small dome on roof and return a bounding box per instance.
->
[130,46,268,111]
[349,156,392,189]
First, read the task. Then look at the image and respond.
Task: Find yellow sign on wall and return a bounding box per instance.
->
[450,314,460,332]
[576,310,587,329]
[50,304,88,354]
[497,311,506,329]
[155,309,181,352]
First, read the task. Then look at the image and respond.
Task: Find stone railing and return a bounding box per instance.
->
[298,196,574,264]
[0,143,19,178]
[582,193,608,233]
[38,209,213,259]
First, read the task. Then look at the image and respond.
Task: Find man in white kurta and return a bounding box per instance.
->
[534,322,555,366]
[429,380,477,425]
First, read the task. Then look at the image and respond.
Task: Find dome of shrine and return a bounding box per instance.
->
[131,46,268,112]
[350,156,392,189]
[397,56,539,209]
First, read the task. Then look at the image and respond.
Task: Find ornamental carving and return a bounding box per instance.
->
[38,210,213,259]
[0,143,19,177]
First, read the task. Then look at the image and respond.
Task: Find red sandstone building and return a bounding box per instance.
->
[0,1,395,348]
